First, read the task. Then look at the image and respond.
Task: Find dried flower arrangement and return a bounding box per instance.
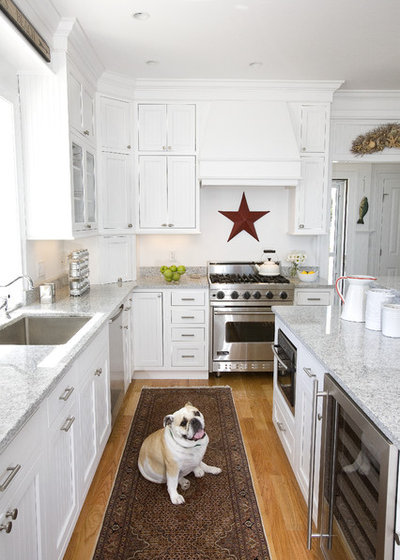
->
[351,123,400,156]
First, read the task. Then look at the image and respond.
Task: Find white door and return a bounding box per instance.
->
[78,373,97,494]
[167,156,196,228]
[379,175,400,276]
[0,454,45,560]
[133,292,163,368]
[139,156,168,228]
[101,152,133,230]
[85,149,96,227]
[296,156,326,233]
[68,72,82,133]
[101,236,136,283]
[300,105,327,153]
[82,86,95,139]
[94,352,111,451]
[138,104,166,151]
[100,97,131,153]
[168,104,196,152]
[122,303,133,391]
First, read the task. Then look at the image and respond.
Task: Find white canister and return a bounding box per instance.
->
[382,304,400,338]
[365,289,396,331]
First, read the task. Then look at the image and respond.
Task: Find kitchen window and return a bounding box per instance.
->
[0,95,23,301]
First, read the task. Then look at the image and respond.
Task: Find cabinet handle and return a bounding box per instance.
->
[124,306,132,311]
[0,521,12,533]
[128,223,133,228]
[127,145,131,149]
[85,224,92,229]
[302,146,306,151]
[181,316,195,319]
[181,333,195,337]
[276,421,286,432]
[94,368,103,376]
[167,146,172,151]
[59,386,74,401]
[298,224,305,229]
[395,533,400,546]
[6,508,18,520]
[161,223,167,227]
[162,146,167,151]
[60,416,75,432]
[271,344,289,371]
[181,298,195,301]
[182,355,195,358]
[0,465,21,492]
[303,367,316,378]
[168,224,174,227]
[83,130,90,135]
[123,325,129,330]
[307,298,321,301]
[307,379,328,549]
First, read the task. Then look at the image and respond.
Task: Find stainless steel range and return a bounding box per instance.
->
[208,262,294,376]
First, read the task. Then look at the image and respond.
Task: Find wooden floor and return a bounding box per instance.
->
[64,374,323,560]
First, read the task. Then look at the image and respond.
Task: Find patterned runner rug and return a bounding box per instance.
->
[93,386,270,560]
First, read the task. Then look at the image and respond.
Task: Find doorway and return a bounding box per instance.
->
[328,179,348,284]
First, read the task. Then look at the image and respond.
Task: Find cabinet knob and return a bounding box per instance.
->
[276,421,286,432]
[127,145,131,149]
[162,146,167,151]
[167,146,172,151]
[94,368,103,376]
[0,521,12,533]
[302,146,306,151]
[298,224,305,229]
[6,508,18,520]
[168,223,174,227]
[128,223,133,228]
[83,130,90,136]
[85,224,92,229]
[161,223,167,227]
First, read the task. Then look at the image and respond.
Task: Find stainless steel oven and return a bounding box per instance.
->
[308,374,399,559]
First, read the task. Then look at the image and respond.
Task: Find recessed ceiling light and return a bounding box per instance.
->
[133,12,150,21]
[145,60,159,66]
[249,61,263,68]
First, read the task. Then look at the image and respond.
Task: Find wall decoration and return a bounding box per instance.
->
[219,192,269,242]
[0,0,51,62]
[357,196,369,224]
[351,123,400,156]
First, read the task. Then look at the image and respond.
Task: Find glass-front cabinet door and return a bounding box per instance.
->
[72,142,85,226]
[85,150,96,226]
[71,138,96,233]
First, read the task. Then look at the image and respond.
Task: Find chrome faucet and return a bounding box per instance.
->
[0,275,34,291]
[0,297,11,319]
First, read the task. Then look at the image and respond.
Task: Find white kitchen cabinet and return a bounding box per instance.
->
[0,407,46,560]
[71,136,97,234]
[122,296,133,392]
[100,235,136,283]
[288,155,327,234]
[294,347,325,523]
[68,68,95,144]
[138,104,196,153]
[101,151,134,232]
[132,292,164,368]
[99,96,132,154]
[300,104,328,153]
[138,155,196,231]
[295,288,333,306]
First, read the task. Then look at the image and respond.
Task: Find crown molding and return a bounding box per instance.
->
[52,18,104,85]
[98,71,136,100]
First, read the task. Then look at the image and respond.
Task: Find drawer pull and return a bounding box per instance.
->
[181,298,195,301]
[59,386,74,401]
[277,421,286,432]
[124,306,132,311]
[0,521,12,533]
[303,367,316,378]
[181,316,195,319]
[307,298,321,301]
[6,508,18,520]
[181,334,195,337]
[60,416,75,432]
[0,465,21,492]
[94,368,103,376]
[182,355,195,358]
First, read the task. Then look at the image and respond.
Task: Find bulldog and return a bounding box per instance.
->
[138,402,222,504]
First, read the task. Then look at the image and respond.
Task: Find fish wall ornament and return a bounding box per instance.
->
[357,196,369,224]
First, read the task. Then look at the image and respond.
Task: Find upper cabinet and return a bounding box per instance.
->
[99,96,132,154]
[68,69,96,145]
[299,105,328,153]
[138,104,196,153]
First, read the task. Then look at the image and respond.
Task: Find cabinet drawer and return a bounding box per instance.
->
[273,395,295,462]
[171,291,205,306]
[46,364,79,427]
[171,327,205,342]
[171,344,205,367]
[171,308,205,324]
[296,290,331,306]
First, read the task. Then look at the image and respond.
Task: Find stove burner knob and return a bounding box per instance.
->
[266,291,274,299]
[231,291,239,299]
[280,291,288,300]
[253,291,261,299]
[243,291,251,300]
[217,291,225,299]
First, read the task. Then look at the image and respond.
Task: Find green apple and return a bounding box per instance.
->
[172,272,181,281]
[177,265,186,275]
[163,269,173,279]
[170,265,177,272]
[164,275,172,282]
[160,265,167,273]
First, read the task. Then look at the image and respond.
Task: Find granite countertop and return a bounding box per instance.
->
[135,267,209,289]
[291,277,332,289]
[272,303,400,448]
[0,282,136,454]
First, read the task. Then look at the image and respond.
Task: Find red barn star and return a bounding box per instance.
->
[219,193,270,242]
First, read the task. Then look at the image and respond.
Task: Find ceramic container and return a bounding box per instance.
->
[382,304,400,338]
[365,288,395,331]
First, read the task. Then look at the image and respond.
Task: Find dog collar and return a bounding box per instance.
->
[168,427,203,447]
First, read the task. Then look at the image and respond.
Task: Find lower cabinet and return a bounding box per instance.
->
[0,324,111,560]
[295,288,333,306]
[132,288,208,377]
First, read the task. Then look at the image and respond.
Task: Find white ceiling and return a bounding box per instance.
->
[49,0,400,89]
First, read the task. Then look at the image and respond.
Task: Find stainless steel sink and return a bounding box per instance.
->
[0,315,91,345]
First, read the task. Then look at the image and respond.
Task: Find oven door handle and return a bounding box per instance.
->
[271,344,289,371]
[213,308,273,315]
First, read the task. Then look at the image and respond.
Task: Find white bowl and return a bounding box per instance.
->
[297,270,318,283]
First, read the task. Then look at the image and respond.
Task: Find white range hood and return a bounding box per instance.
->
[199,101,301,187]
